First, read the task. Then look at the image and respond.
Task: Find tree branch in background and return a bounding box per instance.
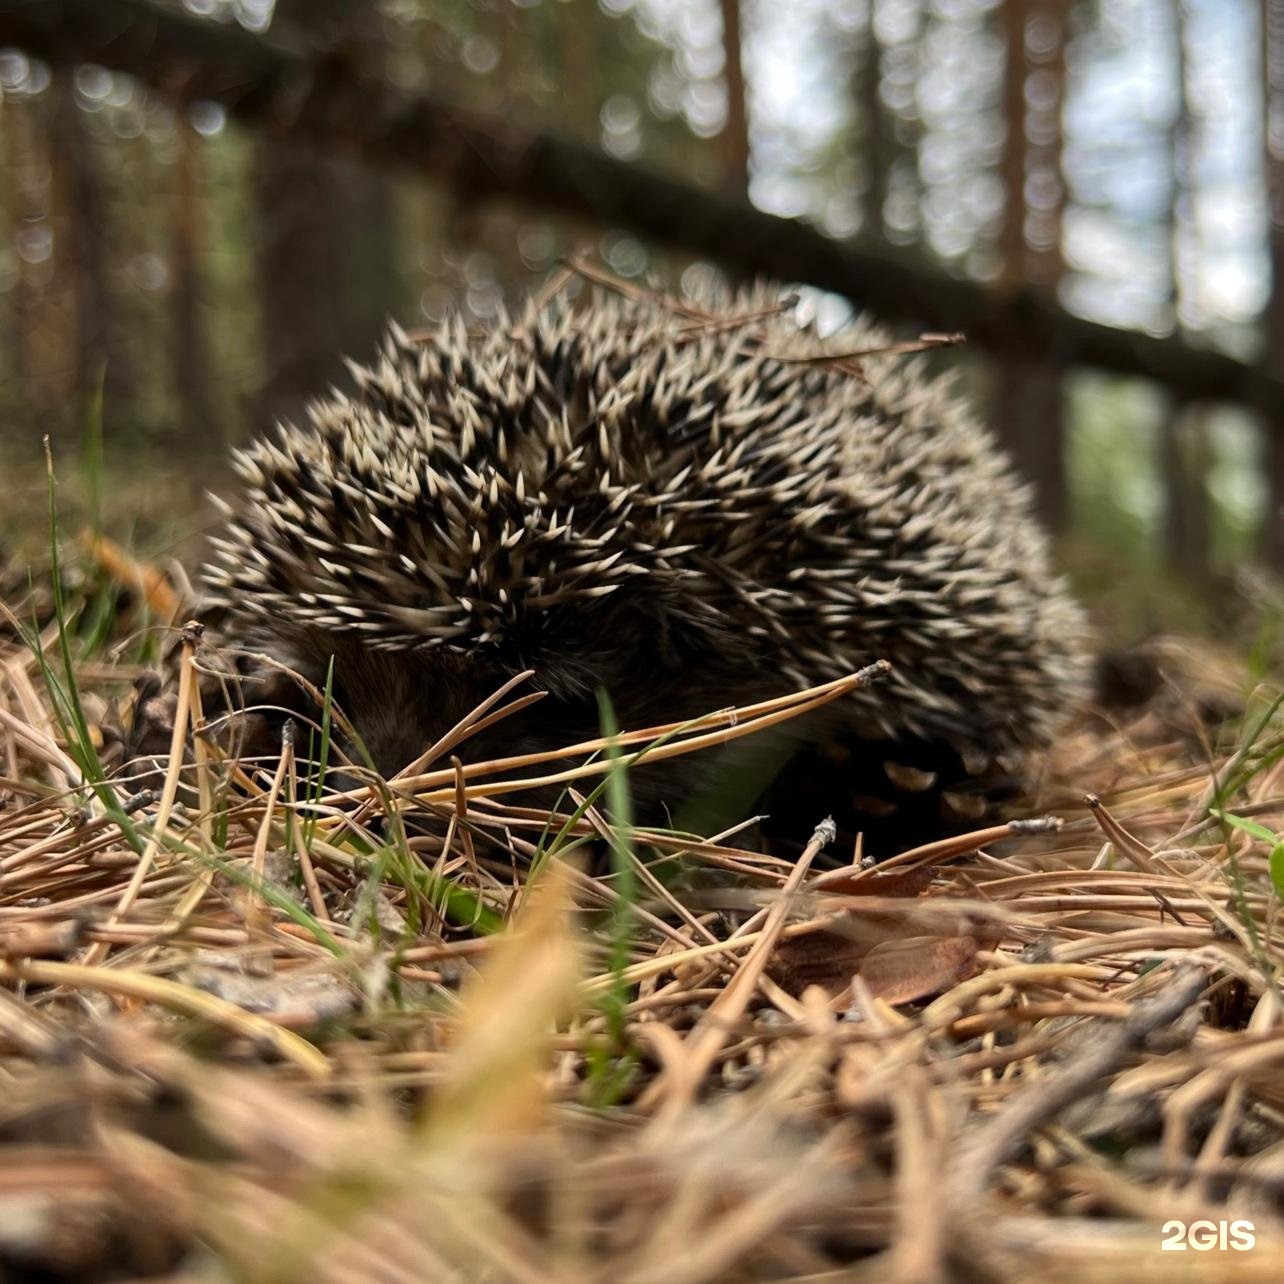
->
[0,0,1278,419]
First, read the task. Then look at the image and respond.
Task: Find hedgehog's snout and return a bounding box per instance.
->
[325,666,465,783]
[322,652,570,786]
[341,703,433,782]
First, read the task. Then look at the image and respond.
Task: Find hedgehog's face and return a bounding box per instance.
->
[279,634,522,779]
[275,602,764,793]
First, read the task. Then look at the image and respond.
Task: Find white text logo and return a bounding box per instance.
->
[1161,1221,1255,1251]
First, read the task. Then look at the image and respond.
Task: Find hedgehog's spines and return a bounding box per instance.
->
[205,287,1091,763]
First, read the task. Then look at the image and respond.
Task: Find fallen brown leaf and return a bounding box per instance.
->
[858,935,982,1006]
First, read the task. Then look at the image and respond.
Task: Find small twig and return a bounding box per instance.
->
[767,331,966,365]
[451,756,478,873]
[82,620,202,966]
[812,814,1063,886]
[947,964,1208,1205]
[0,956,330,1078]
[1085,793,1162,874]
[653,816,835,1118]
[287,743,330,925]
[407,664,893,807]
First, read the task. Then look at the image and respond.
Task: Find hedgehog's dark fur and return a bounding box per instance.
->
[204,288,1090,853]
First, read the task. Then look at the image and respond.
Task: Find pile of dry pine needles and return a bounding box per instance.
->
[1,532,1283,1283]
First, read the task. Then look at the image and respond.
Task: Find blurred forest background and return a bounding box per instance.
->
[0,0,1283,637]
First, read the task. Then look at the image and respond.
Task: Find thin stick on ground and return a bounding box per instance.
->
[652,816,836,1118]
[81,621,201,967]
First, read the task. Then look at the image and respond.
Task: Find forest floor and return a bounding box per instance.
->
[0,504,1283,1282]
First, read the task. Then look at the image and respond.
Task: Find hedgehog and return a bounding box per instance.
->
[203,286,1091,853]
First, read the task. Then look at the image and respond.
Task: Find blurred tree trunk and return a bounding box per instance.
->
[1160,0,1211,581]
[344,156,401,348]
[1161,403,1211,575]
[1025,1,1066,289]
[254,121,344,419]
[886,3,924,245]
[556,0,598,142]
[50,67,127,432]
[487,1,537,293]
[498,0,531,103]
[994,0,1067,533]
[1262,0,1284,569]
[1164,0,1194,332]
[172,110,215,441]
[0,95,14,417]
[718,0,749,198]
[853,1,888,242]
[255,0,398,424]
[1,90,35,428]
[997,0,1027,283]
[20,90,68,425]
